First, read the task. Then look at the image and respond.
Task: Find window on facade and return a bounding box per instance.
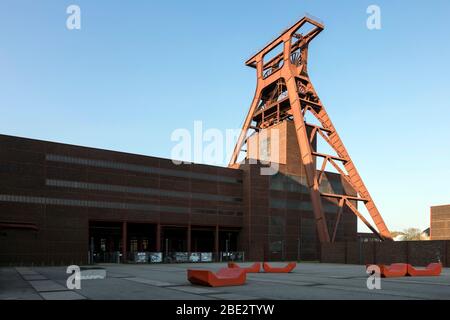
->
[100,238,106,252]
[130,238,138,253]
[269,240,283,253]
[142,239,149,251]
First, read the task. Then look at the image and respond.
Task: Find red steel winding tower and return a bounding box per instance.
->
[229,16,392,242]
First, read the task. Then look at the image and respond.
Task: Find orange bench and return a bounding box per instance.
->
[367,263,408,278]
[227,262,261,273]
[262,262,296,273]
[407,263,442,277]
[187,268,246,287]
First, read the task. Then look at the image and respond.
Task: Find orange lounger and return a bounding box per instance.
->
[262,262,296,273]
[187,268,246,287]
[227,262,261,273]
[407,263,442,277]
[369,263,408,278]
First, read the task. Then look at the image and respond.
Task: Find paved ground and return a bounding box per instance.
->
[1,262,449,300]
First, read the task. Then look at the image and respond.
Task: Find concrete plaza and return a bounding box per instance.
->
[1,262,449,300]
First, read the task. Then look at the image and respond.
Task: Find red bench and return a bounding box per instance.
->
[407,263,442,277]
[262,262,296,273]
[187,268,246,287]
[227,262,261,273]
[367,263,408,278]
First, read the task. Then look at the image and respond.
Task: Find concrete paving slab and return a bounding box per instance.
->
[15,268,39,276]
[386,277,450,287]
[106,272,134,278]
[169,286,220,294]
[123,277,175,287]
[246,276,316,286]
[0,268,43,300]
[22,275,47,281]
[39,291,87,300]
[28,280,68,292]
[2,263,449,300]
[75,277,215,300]
[0,291,44,300]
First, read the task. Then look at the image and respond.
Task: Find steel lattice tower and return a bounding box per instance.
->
[229,16,392,242]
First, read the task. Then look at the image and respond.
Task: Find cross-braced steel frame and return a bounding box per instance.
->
[229,16,392,242]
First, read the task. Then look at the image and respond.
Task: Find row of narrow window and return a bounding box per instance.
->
[46,179,242,203]
[0,194,242,216]
[46,154,241,184]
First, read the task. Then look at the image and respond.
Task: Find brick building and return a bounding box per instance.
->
[0,131,357,265]
[431,205,450,240]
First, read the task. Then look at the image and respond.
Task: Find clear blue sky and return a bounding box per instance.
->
[1,1,449,232]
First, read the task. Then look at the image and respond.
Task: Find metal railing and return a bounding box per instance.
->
[219,251,245,262]
[90,251,121,264]
[89,251,245,264]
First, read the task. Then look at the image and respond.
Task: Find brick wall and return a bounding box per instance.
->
[321,243,346,264]
[375,241,408,265]
[431,205,450,240]
[407,241,447,266]
[321,241,449,267]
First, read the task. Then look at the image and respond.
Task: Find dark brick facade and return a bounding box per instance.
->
[431,205,450,240]
[321,241,450,267]
[0,134,356,265]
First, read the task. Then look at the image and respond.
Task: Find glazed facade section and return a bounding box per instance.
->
[0,134,356,265]
[240,163,357,261]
